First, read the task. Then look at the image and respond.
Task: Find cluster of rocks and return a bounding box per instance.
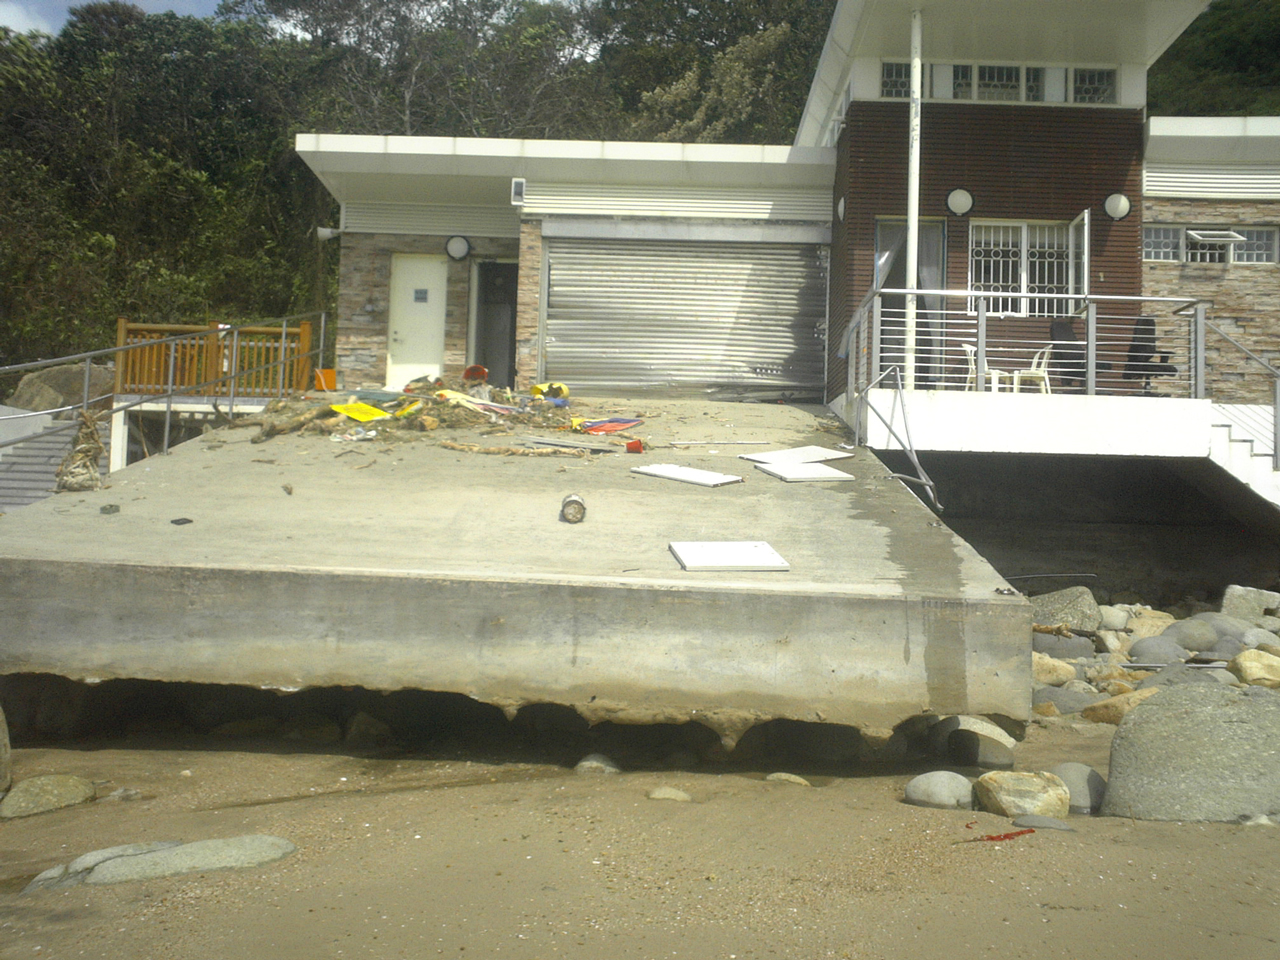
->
[1030,584,1280,724]
[904,583,1280,824]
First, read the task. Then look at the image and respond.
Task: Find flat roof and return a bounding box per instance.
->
[1147,116,1280,164]
[296,134,835,206]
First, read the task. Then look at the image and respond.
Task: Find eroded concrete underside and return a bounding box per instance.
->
[0,399,1030,747]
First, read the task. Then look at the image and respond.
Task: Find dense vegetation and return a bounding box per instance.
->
[0,0,1272,362]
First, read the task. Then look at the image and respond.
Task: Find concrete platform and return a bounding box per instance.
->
[0,399,1030,747]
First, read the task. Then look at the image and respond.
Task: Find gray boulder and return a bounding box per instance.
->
[1241,628,1277,649]
[1048,761,1107,814]
[1101,684,1280,822]
[1033,682,1103,716]
[6,363,113,417]
[1030,587,1102,633]
[1138,661,1228,690]
[904,771,974,810]
[1156,619,1217,652]
[85,835,296,884]
[1127,636,1190,666]
[1220,585,1280,626]
[1190,612,1256,645]
[575,753,620,775]
[1032,631,1095,660]
[0,774,95,819]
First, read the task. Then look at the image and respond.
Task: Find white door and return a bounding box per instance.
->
[386,254,448,390]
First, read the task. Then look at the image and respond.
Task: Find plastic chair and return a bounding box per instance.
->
[1013,346,1053,394]
[961,343,1007,392]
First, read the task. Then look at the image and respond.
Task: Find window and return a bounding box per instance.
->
[881,61,911,98]
[1143,226,1279,264]
[884,63,1117,104]
[970,221,1081,316]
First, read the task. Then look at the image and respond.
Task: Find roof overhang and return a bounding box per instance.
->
[797,0,1211,146]
[296,134,836,207]
[1146,116,1280,164]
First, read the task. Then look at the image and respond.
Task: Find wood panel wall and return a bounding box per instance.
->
[828,101,1146,400]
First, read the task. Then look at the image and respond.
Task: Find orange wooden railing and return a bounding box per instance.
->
[114,319,313,398]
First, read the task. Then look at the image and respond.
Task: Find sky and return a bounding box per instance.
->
[0,0,222,34]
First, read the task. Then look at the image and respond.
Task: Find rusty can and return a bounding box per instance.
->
[560,494,586,524]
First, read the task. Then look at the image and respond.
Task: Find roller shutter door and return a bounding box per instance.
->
[544,239,826,397]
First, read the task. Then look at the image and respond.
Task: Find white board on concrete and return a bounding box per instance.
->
[630,464,744,487]
[738,445,854,464]
[754,461,856,482]
[669,541,790,571]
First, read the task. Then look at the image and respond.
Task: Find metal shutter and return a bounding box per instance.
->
[544,239,826,398]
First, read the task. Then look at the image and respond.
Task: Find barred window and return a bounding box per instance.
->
[978,65,1021,101]
[970,221,1073,316]
[1073,68,1117,104]
[1236,228,1278,264]
[881,62,910,98]
[1142,227,1181,261]
[1143,226,1278,264]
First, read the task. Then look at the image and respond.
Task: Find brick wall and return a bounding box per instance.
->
[335,233,519,389]
[1144,197,1280,404]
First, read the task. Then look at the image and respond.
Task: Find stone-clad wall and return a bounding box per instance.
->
[1144,198,1280,405]
[336,233,519,389]
[515,220,544,390]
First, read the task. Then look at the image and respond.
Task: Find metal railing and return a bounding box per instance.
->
[1204,320,1280,470]
[842,288,1206,399]
[0,312,326,462]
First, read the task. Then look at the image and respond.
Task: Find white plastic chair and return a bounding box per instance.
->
[1013,346,1053,394]
[962,343,1007,392]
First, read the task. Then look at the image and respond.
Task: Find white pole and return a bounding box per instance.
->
[905,9,923,390]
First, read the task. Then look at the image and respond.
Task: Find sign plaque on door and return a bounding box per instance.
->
[414,289,429,303]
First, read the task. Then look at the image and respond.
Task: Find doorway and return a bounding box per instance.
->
[473,261,518,388]
[386,254,447,390]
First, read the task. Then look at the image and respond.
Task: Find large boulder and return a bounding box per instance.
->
[1030,587,1102,633]
[1101,684,1280,822]
[7,363,113,417]
[974,771,1070,818]
[1047,762,1107,814]
[1228,649,1280,689]
[1190,612,1257,646]
[1032,630,1094,659]
[0,774,95,818]
[1220,585,1280,629]
[904,771,974,810]
[1080,687,1159,725]
[1127,636,1190,666]
[1033,681,1103,716]
[1155,619,1217,652]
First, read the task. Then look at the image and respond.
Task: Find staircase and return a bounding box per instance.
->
[0,421,111,512]
[1208,403,1280,508]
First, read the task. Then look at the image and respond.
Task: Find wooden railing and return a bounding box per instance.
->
[114,319,313,398]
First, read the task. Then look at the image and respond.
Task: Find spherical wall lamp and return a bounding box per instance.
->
[946,188,974,217]
[1103,193,1132,220]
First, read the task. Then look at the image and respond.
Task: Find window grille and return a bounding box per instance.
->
[1143,226,1278,264]
[970,222,1071,316]
[1142,227,1181,261]
[1073,69,1116,104]
[881,62,911,98]
[1236,228,1278,264]
[978,65,1021,101]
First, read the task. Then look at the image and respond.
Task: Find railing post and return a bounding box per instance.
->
[277,321,288,397]
[81,356,92,414]
[1085,303,1098,396]
[870,296,882,383]
[229,331,240,416]
[1193,303,1207,399]
[976,299,989,391]
[163,340,176,454]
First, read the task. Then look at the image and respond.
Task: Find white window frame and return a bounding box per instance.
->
[1143,226,1279,264]
[888,62,1117,104]
[969,215,1088,316]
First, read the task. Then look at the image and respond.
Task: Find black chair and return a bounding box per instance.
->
[1122,316,1177,392]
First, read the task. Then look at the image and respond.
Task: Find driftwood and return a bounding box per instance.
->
[439,440,587,458]
[251,406,332,444]
[55,411,106,492]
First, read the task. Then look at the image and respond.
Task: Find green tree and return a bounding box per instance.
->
[1149,0,1280,115]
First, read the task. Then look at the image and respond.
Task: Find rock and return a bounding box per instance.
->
[1047,762,1107,814]
[1099,680,1135,697]
[1206,638,1245,660]
[1127,636,1190,666]
[1030,587,1102,633]
[1190,612,1256,645]
[1137,661,1224,690]
[0,775,96,819]
[1033,683,1103,716]
[1260,642,1280,659]
[974,771,1070,818]
[1124,609,1177,641]
[1098,605,1131,632]
[1227,649,1280,689]
[1219,584,1280,626]
[765,772,811,786]
[1101,684,1280,822]
[575,753,620,775]
[6,363,113,416]
[904,771,973,810]
[68,841,185,877]
[1032,652,1077,686]
[1032,701,1060,718]
[928,715,1016,769]
[23,865,68,894]
[1156,619,1217,652]
[1084,663,1136,685]
[1241,628,1277,649]
[1011,814,1074,832]
[1096,629,1125,655]
[1032,631,1095,660]
[344,711,394,749]
[0,703,10,794]
[1080,687,1160,724]
[85,835,296,884]
[647,786,691,802]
